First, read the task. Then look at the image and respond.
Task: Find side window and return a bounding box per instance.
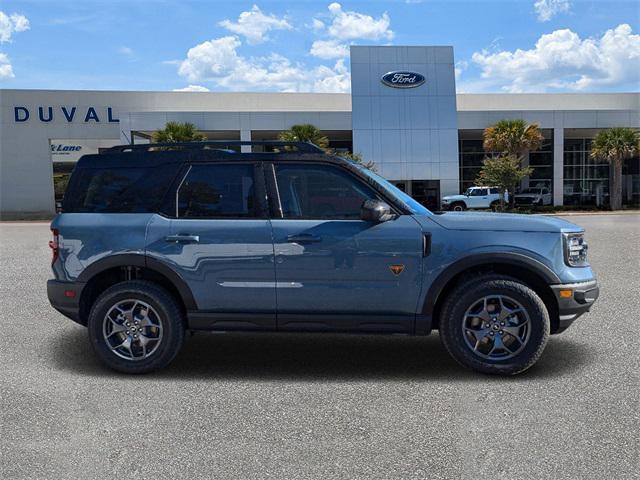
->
[489,188,499,194]
[469,189,484,196]
[275,164,377,219]
[177,164,256,218]
[65,165,179,213]
[542,189,549,194]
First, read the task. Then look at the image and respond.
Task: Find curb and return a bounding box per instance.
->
[543,211,640,216]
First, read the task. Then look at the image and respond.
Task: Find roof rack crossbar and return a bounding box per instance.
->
[105,140,324,154]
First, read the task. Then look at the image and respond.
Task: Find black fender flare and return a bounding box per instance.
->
[421,252,560,317]
[77,253,197,310]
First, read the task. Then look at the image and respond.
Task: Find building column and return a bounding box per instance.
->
[240,129,251,153]
[553,127,564,206]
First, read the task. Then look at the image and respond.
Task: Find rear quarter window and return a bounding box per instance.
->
[63,164,179,213]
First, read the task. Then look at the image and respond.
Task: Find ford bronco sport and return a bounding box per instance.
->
[47,141,599,375]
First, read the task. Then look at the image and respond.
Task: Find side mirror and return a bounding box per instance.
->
[361,199,395,222]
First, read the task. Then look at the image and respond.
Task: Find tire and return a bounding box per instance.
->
[87,280,185,374]
[439,276,550,375]
[490,200,500,212]
[451,202,466,212]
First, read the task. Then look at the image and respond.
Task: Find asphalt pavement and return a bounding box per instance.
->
[0,215,638,479]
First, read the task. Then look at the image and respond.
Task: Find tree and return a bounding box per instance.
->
[279,124,376,170]
[590,127,639,210]
[339,151,377,172]
[483,119,544,158]
[152,121,206,143]
[278,124,329,150]
[483,119,544,207]
[476,156,533,210]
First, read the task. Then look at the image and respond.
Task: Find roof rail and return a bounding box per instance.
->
[104,140,324,154]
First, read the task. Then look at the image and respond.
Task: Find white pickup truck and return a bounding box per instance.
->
[514,187,552,206]
[441,186,507,211]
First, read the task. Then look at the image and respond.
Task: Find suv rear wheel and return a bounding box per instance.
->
[439,276,550,375]
[87,281,185,374]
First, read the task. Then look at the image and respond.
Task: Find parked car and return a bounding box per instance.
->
[48,141,598,375]
[515,187,552,206]
[441,186,507,211]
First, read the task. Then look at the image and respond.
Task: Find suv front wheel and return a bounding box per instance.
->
[87,281,185,374]
[439,276,550,375]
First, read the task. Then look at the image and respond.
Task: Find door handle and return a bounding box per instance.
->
[286,234,321,243]
[165,234,200,243]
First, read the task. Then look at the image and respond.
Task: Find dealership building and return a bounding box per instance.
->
[1,45,638,217]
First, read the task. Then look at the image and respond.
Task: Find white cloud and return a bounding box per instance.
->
[177,35,350,93]
[310,39,349,60]
[219,5,291,45]
[0,11,29,43]
[324,3,393,41]
[178,36,243,82]
[534,0,571,22]
[118,46,133,56]
[471,24,640,92]
[173,85,210,92]
[311,18,325,31]
[308,3,393,59]
[0,52,14,79]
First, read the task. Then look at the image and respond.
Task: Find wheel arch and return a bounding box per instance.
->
[423,253,561,333]
[77,254,197,325]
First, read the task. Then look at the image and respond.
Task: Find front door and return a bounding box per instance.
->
[268,162,424,333]
[466,188,489,208]
[162,162,276,330]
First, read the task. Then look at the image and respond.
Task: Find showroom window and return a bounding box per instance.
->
[459,131,553,194]
[563,138,610,206]
[528,135,553,192]
[458,136,490,193]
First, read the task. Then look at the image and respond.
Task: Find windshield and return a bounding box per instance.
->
[355,166,431,215]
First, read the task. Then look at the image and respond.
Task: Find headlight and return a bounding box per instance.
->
[441,199,449,203]
[563,233,589,267]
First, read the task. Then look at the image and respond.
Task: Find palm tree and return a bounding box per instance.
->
[278,124,376,170]
[483,119,544,207]
[152,121,206,143]
[590,127,639,210]
[483,119,544,158]
[278,124,329,150]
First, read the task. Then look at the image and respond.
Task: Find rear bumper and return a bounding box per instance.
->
[550,279,599,333]
[47,279,85,325]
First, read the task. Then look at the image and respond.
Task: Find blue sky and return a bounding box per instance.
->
[0,0,638,93]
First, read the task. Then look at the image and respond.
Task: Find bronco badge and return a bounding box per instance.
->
[389,264,405,275]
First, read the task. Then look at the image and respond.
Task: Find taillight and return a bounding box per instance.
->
[49,228,59,265]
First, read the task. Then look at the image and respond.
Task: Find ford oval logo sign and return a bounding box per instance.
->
[381,71,425,88]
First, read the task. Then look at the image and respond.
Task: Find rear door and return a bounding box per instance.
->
[154,162,276,330]
[267,162,424,333]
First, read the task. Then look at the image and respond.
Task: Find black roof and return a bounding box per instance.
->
[77,140,348,168]
[105,140,324,154]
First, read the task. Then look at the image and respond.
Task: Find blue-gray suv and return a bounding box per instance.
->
[47,141,599,375]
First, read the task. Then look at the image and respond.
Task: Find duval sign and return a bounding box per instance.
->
[14,106,119,123]
[381,71,426,88]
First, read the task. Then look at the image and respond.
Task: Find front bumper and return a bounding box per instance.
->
[550,279,599,333]
[47,279,85,325]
